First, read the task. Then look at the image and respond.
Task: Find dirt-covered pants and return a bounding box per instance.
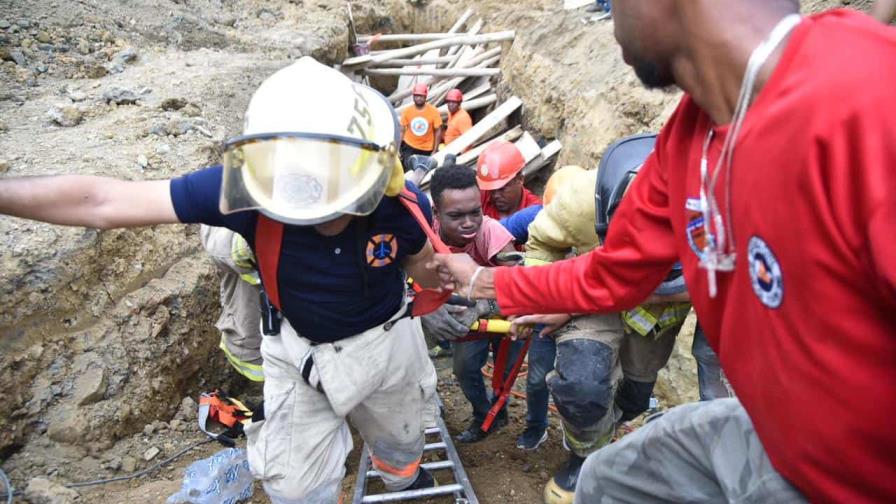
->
[575,398,806,503]
[549,314,680,457]
[199,225,264,381]
[244,309,438,504]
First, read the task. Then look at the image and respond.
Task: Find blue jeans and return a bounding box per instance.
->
[453,337,525,424]
[525,334,557,432]
[691,323,730,401]
[596,0,611,12]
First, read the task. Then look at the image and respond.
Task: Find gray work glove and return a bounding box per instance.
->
[421,304,480,341]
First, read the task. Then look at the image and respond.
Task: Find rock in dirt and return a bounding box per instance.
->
[72,366,107,406]
[67,90,87,102]
[102,86,138,105]
[24,477,80,504]
[0,160,9,173]
[137,154,149,168]
[160,97,187,111]
[8,48,27,66]
[121,456,138,473]
[142,446,160,461]
[47,105,83,127]
[47,412,89,444]
[0,20,10,30]
[106,47,137,74]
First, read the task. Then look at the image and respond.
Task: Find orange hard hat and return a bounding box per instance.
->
[446,89,463,102]
[412,83,429,97]
[476,141,525,191]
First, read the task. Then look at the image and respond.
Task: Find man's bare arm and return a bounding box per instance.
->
[405,241,441,289]
[0,175,179,229]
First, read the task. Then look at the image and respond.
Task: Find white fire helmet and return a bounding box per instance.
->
[220,57,402,225]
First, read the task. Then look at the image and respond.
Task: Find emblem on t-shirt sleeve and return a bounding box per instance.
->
[366,233,398,267]
[685,198,708,261]
[747,236,784,309]
[410,117,430,136]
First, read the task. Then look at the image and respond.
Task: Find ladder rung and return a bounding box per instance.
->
[423,441,446,451]
[365,460,455,478]
[360,483,465,502]
[424,427,440,435]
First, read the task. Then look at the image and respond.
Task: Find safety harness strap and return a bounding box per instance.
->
[255,215,284,310]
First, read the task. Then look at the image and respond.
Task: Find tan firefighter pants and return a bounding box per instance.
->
[244,307,439,503]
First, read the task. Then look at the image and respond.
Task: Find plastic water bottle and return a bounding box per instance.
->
[167,448,255,504]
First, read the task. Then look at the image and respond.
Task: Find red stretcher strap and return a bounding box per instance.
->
[397,187,452,316]
[256,215,285,311]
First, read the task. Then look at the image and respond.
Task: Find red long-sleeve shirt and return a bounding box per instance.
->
[495,10,896,503]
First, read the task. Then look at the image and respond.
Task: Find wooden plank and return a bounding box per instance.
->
[371,56,455,67]
[456,126,524,165]
[445,19,483,61]
[522,140,563,180]
[438,94,497,118]
[429,47,500,104]
[391,47,497,105]
[447,8,475,35]
[428,95,523,170]
[358,33,456,44]
[514,132,542,164]
[365,67,499,77]
[343,31,514,67]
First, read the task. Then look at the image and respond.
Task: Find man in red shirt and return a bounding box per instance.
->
[432,2,896,502]
[476,141,542,219]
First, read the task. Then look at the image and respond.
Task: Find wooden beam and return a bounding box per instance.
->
[425,96,523,178]
[364,67,499,77]
[358,33,456,44]
[390,47,498,105]
[445,19,483,60]
[456,126,524,166]
[343,31,514,67]
[523,140,563,180]
[515,132,543,164]
[370,56,456,67]
[438,94,497,118]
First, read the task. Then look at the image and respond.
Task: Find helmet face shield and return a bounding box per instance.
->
[221,133,397,225]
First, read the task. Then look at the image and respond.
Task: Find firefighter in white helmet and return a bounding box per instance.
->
[0,56,443,502]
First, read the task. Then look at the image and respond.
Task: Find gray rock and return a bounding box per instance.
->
[47,411,89,444]
[76,39,89,54]
[68,90,87,102]
[165,118,193,136]
[102,86,138,105]
[36,31,50,43]
[181,103,201,117]
[25,478,80,504]
[47,105,83,127]
[137,154,149,168]
[142,423,155,436]
[142,446,160,461]
[106,47,137,73]
[103,456,122,471]
[38,43,55,51]
[72,366,107,405]
[160,97,187,111]
[36,64,48,73]
[177,396,197,420]
[16,19,31,29]
[10,49,26,66]
[121,456,138,473]
[0,20,10,29]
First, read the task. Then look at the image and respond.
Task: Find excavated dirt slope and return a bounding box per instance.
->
[0,0,871,502]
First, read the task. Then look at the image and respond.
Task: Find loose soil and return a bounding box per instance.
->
[0,0,871,502]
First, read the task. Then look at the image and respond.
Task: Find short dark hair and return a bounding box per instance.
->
[430,164,478,208]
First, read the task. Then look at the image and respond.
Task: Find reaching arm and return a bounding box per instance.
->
[0,175,178,229]
[432,128,444,154]
[405,241,441,289]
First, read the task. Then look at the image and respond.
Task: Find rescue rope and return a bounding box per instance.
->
[0,438,214,501]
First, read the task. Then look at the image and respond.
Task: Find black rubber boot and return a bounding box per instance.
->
[544,453,586,504]
[403,468,436,490]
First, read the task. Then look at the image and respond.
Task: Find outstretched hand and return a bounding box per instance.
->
[509,313,572,339]
[427,253,480,295]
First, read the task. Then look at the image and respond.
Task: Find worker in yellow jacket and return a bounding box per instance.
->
[515,135,694,504]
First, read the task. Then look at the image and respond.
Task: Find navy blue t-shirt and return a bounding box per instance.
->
[170,165,432,343]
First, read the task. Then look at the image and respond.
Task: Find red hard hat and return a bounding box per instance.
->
[412,83,429,97]
[446,89,463,102]
[476,141,525,191]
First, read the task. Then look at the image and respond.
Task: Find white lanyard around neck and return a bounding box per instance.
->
[698,13,802,298]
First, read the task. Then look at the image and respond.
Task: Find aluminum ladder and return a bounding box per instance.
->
[350,400,478,504]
